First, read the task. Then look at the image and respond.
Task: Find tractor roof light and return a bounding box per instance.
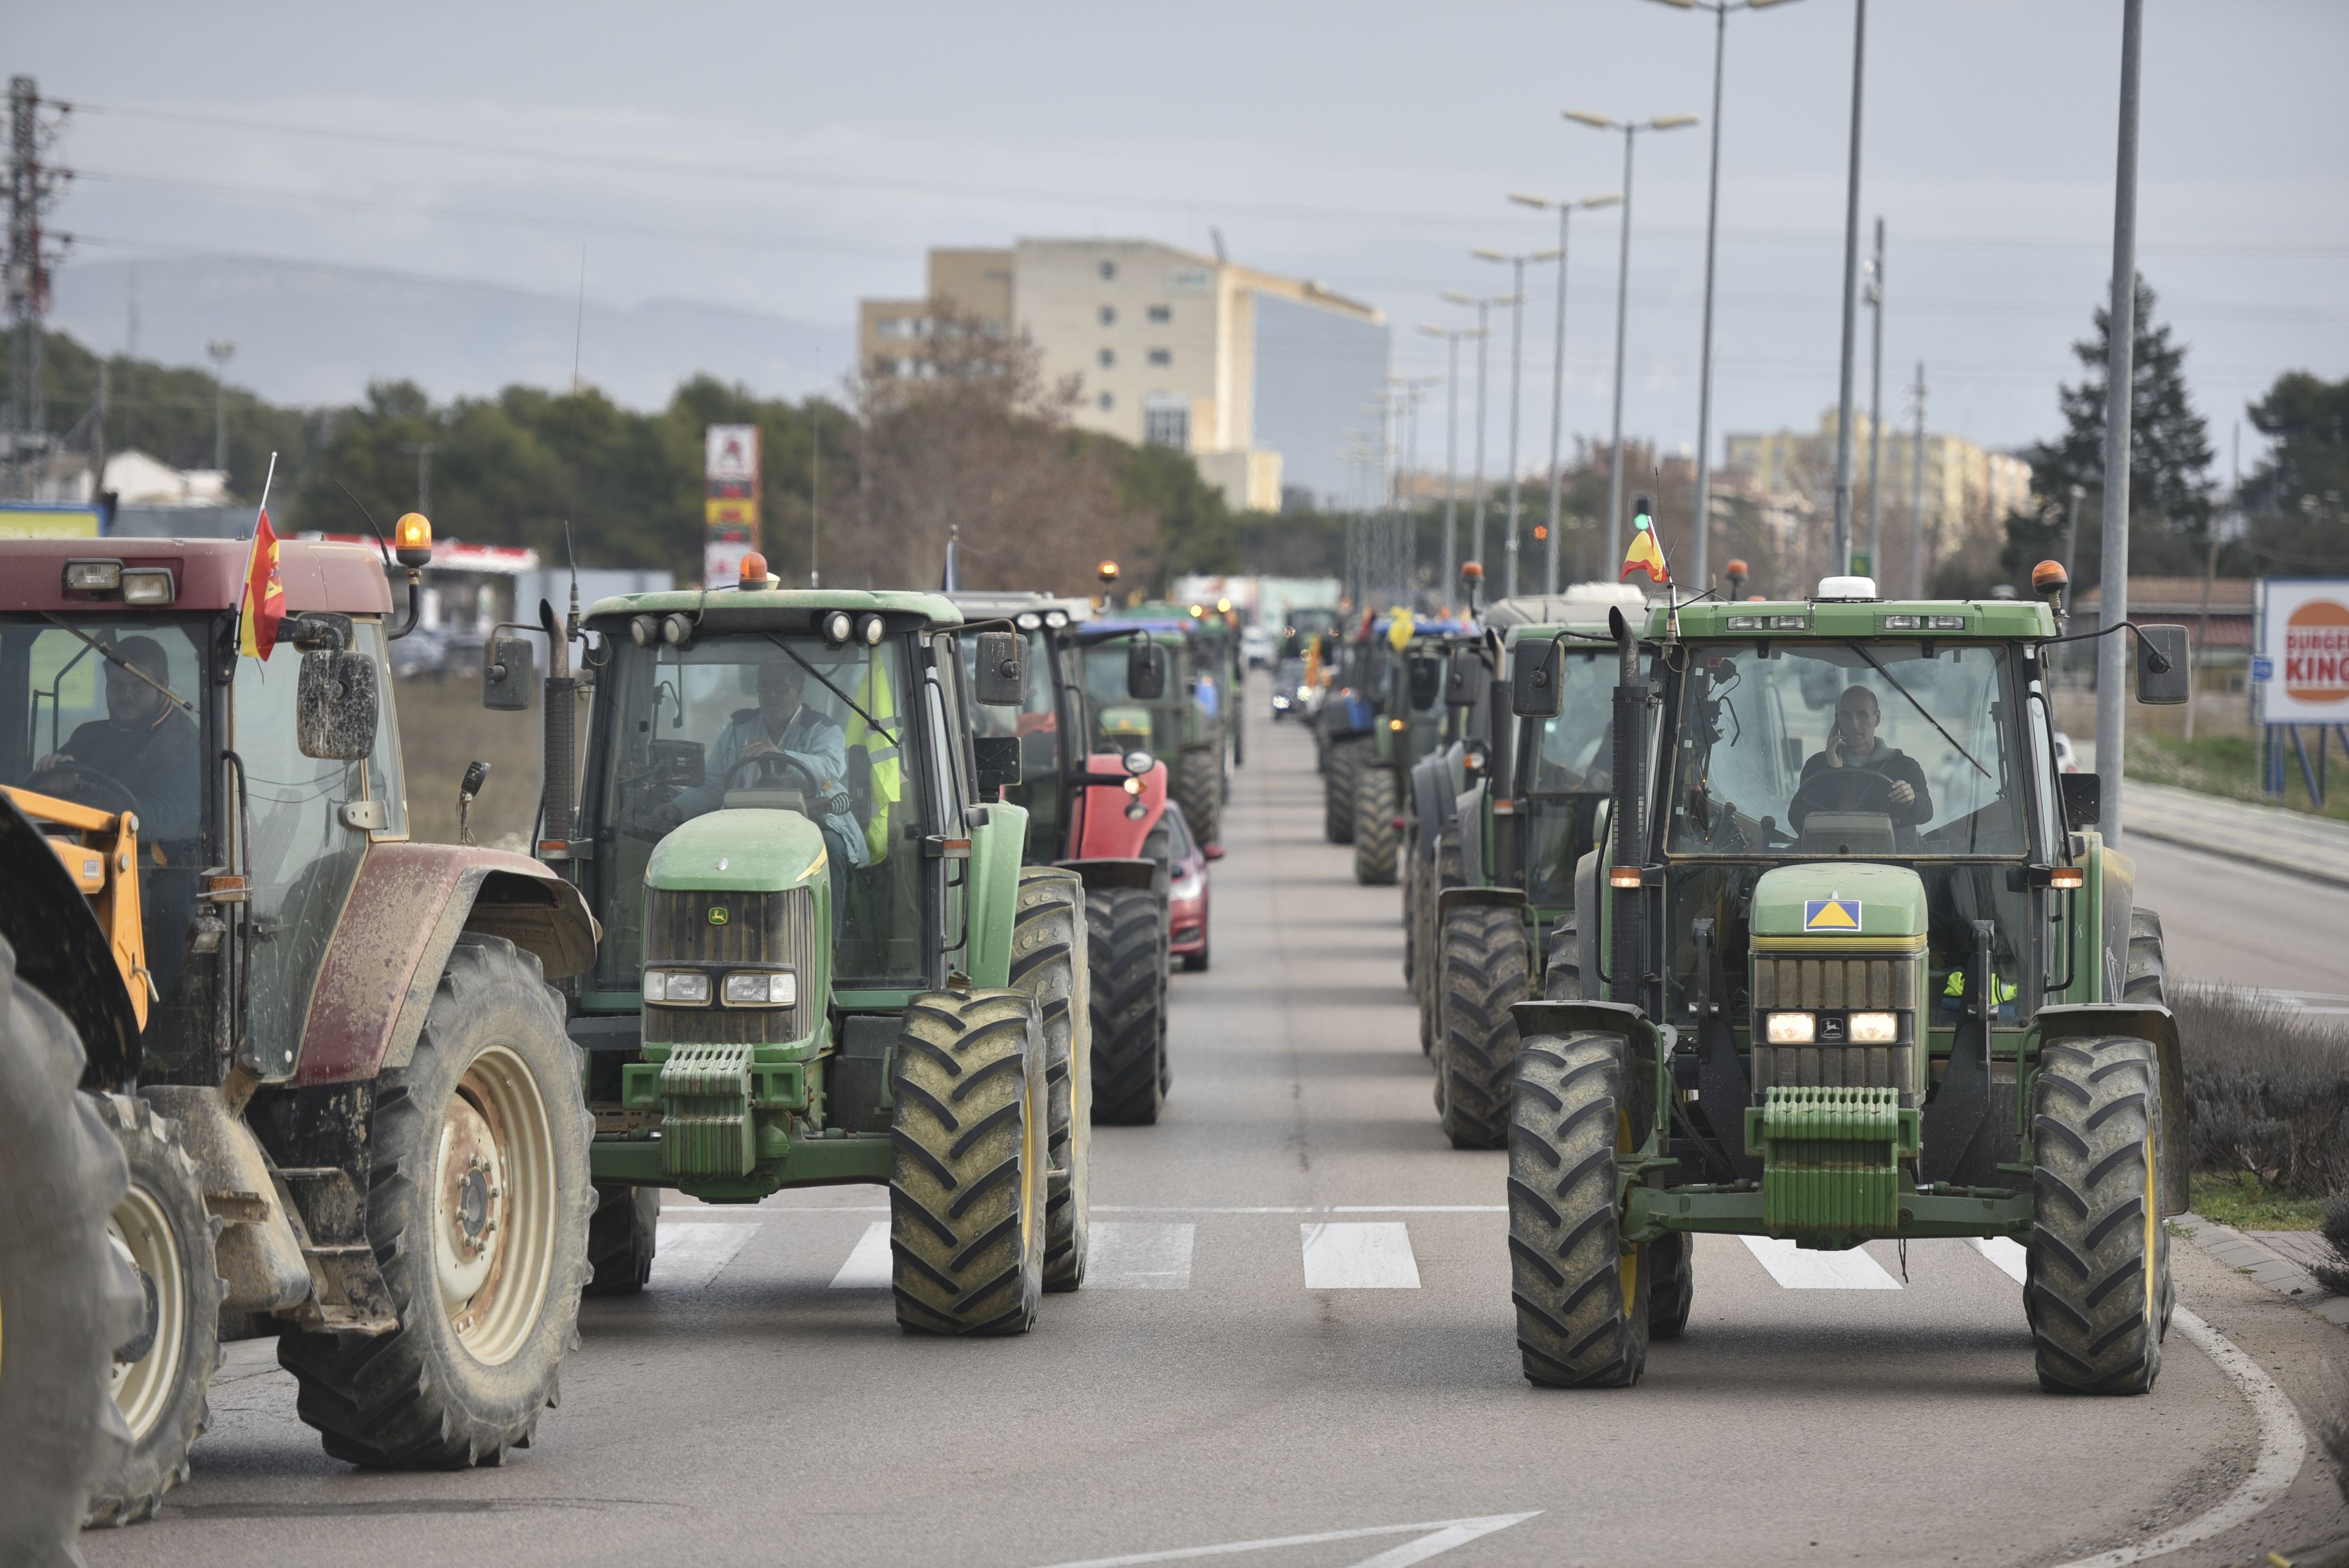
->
[62,560,123,592]
[822,611,853,647]
[661,613,694,647]
[630,614,659,647]
[1016,611,1042,630]
[394,511,434,570]
[1044,610,1070,629]
[860,613,886,646]
[738,550,771,590]
[120,568,177,605]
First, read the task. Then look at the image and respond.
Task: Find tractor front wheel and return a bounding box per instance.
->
[1086,885,1166,1126]
[1353,765,1399,885]
[2028,1034,2169,1395]
[279,934,592,1468]
[888,988,1049,1335]
[1012,869,1091,1293]
[1507,1031,1651,1387]
[583,1184,659,1296]
[1324,739,1368,844]
[1176,747,1222,850]
[1434,903,1528,1148]
[1418,829,1463,1054]
[1647,1229,1694,1339]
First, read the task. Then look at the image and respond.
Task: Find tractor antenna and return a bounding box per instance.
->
[563,520,582,642]
[334,479,391,562]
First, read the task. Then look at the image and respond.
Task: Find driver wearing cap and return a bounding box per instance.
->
[29,635,199,838]
[1793,684,1932,830]
[694,659,868,874]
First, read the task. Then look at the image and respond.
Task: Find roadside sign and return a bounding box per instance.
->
[2254,578,2349,722]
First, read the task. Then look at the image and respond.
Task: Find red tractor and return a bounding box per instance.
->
[0,528,598,1524]
[952,591,1180,1125]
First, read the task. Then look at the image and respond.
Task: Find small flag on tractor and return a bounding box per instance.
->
[1619,494,1669,586]
[238,453,285,659]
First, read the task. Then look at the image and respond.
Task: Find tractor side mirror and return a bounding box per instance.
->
[296,650,380,760]
[1510,640,1563,718]
[1127,640,1168,701]
[2135,624,2190,706]
[2059,772,2101,827]
[1445,647,1481,708]
[1408,654,1443,711]
[973,630,1023,707]
[483,633,536,712]
[973,736,1021,796]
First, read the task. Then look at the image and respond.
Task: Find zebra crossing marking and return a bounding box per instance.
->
[1300,1221,1421,1289]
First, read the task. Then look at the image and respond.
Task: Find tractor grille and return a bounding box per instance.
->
[1750,951,1919,1098]
[643,886,815,1044]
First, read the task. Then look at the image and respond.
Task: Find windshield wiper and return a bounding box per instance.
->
[1846,639,1988,780]
[40,615,195,714]
[761,634,898,745]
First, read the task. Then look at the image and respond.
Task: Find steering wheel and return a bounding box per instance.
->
[724,748,825,798]
[1789,766,1899,825]
[23,759,140,817]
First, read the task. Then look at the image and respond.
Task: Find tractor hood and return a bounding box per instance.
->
[647,809,833,895]
[1749,862,1927,942]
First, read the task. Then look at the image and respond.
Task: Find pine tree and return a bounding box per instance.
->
[2000,275,2214,590]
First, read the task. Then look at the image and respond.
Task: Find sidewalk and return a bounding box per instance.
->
[2117,777,2349,890]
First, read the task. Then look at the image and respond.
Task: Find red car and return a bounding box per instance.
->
[1167,801,1212,971]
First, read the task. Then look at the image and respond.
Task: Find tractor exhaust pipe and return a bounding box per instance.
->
[1606,606,1644,1008]
[539,598,578,849]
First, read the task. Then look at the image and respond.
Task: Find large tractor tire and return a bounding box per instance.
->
[582,1184,659,1297]
[1542,914,1583,1002]
[1086,885,1166,1126]
[1418,830,1463,1055]
[1324,739,1368,844]
[1402,833,1423,984]
[1352,765,1400,886]
[1433,903,1529,1148]
[886,988,1049,1336]
[1647,1229,1695,1339]
[1506,1030,1652,1388]
[2123,906,2166,1004]
[0,939,138,1562]
[280,934,592,1468]
[1176,746,1222,850]
[2027,1033,2170,1395]
[85,1094,224,1526]
[1011,869,1090,1293]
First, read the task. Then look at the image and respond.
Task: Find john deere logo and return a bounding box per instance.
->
[708,905,729,927]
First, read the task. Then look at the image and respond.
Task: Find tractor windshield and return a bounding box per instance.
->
[589,631,922,992]
[1082,641,1184,759]
[962,628,1063,861]
[1524,646,1615,906]
[1666,641,2028,860]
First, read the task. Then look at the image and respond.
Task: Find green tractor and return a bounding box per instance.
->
[1502,567,2194,1392]
[1419,594,1641,1142]
[1084,605,1228,850]
[1345,612,1475,888]
[534,568,1095,1323]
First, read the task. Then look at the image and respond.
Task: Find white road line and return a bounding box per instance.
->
[1738,1236,1902,1290]
[1300,1221,1421,1289]
[1087,1223,1195,1290]
[648,1220,758,1290]
[2049,1307,2307,1567]
[829,1221,892,1289]
[1967,1236,2029,1284]
[1032,1512,1541,1568]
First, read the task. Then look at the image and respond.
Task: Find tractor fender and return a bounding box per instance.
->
[0,787,139,1090]
[2036,1002,2191,1217]
[1436,886,1526,921]
[1573,848,1601,992]
[1059,857,1159,893]
[293,844,598,1087]
[1069,757,1168,860]
[962,798,1031,990]
[1509,998,1654,1046]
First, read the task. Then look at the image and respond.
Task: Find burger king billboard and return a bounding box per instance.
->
[2256,578,2349,722]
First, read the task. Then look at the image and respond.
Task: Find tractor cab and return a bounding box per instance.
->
[1081,605,1227,848]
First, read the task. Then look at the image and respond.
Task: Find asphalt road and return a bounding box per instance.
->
[83,692,2346,1568]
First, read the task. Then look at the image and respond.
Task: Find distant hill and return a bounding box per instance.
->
[50,255,854,411]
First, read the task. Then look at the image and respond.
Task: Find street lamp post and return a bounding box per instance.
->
[1828,0,1869,576]
[1563,108,1698,573]
[1472,249,1558,599]
[1442,289,1511,576]
[1648,0,1805,594]
[1866,216,1885,578]
[1419,322,1486,597]
[204,339,235,477]
[1509,191,1623,593]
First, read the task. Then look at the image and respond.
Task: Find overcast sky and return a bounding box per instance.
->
[16,0,2347,477]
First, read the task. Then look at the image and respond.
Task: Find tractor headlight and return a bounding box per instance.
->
[1764,1011,1817,1044]
[722,970,796,1007]
[643,969,710,1005]
[1848,1011,1900,1044]
[120,568,177,605]
[822,611,853,647]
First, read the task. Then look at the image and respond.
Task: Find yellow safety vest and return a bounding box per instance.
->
[846,655,902,863]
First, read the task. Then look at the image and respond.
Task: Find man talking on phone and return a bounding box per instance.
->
[1793,684,1933,830]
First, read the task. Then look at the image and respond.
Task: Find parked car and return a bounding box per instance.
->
[1271,655,1307,720]
[1167,801,1212,971]
[1242,624,1275,669]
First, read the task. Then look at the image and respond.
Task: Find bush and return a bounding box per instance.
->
[2318,1196,2349,1296]
[2172,986,2349,1200]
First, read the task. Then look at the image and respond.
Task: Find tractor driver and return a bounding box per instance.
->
[1791,684,1933,832]
[671,657,869,896]
[28,635,200,839]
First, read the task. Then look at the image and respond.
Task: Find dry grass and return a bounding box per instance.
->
[2172,986,2349,1251]
[390,672,546,849]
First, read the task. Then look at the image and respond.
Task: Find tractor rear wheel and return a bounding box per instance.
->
[279,934,592,1468]
[1419,830,1463,1055]
[1402,832,1422,985]
[1086,885,1165,1126]
[1507,1031,1652,1387]
[1325,739,1368,844]
[85,1093,224,1525]
[1647,1229,1694,1339]
[2027,1033,2168,1395]
[583,1184,659,1296]
[1435,903,1528,1148]
[887,988,1049,1335]
[1012,869,1090,1293]
[1353,765,1400,886]
[2123,907,2166,1004]
[1176,746,1222,850]
[1543,914,1583,1002]
[0,938,138,1559]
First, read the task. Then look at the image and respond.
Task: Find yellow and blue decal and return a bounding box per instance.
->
[1802,897,1863,933]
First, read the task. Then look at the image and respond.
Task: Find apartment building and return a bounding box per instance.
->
[1722,410,2032,561]
[858,240,1388,512]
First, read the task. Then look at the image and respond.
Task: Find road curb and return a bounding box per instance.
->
[2125,820,2349,893]
[2174,1211,2349,1329]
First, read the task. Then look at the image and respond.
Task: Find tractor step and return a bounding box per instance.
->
[271,1166,398,1334]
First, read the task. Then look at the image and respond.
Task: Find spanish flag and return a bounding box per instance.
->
[239,508,285,659]
[1619,509,1669,586]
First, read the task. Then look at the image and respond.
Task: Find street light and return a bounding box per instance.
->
[1441,287,1516,581]
[204,339,235,477]
[1645,0,1806,593]
[1828,0,1869,576]
[1471,248,1558,599]
[1562,108,1698,573]
[1510,191,1622,592]
[1419,321,1487,594]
